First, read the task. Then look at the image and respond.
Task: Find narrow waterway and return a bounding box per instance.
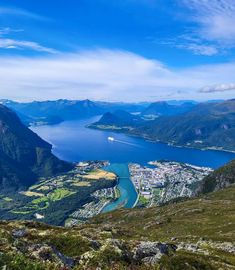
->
[101,163,138,212]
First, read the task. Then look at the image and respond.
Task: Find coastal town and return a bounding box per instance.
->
[65,187,117,226]
[65,160,214,226]
[129,161,213,206]
[66,159,214,226]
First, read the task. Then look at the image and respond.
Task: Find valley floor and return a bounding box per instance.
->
[0,161,118,226]
[0,159,216,227]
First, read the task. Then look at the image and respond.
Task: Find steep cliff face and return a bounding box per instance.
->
[0,105,72,192]
[199,159,235,193]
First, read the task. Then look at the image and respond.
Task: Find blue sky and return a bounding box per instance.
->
[0,0,235,101]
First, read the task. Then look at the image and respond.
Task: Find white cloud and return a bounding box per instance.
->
[156,35,219,56]
[182,0,235,45]
[0,6,47,21]
[0,38,57,53]
[200,83,235,93]
[0,27,55,53]
[153,0,235,56]
[176,43,218,56]
[0,49,234,102]
[0,27,23,35]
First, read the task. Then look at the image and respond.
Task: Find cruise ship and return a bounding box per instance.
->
[108,136,115,141]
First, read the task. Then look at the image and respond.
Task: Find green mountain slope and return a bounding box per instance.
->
[92,110,141,127]
[200,159,235,193]
[142,101,195,116]
[92,99,235,151]
[0,185,234,269]
[137,99,235,151]
[0,105,72,192]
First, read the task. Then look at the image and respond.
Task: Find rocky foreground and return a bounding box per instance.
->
[0,184,235,270]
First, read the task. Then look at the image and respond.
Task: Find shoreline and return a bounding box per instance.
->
[125,164,139,208]
[128,164,140,208]
[100,173,120,213]
[89,125,235,154]
[132,183,140,208]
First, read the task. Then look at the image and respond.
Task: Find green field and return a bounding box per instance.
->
[0,166,117,225]
[48,188,75,201]
[2,197,13,202]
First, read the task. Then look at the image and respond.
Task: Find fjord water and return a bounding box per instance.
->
[32,116,235,211]
[32,116,235,168]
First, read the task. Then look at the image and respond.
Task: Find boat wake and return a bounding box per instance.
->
[114,139,139,147]
[108,137,140,147]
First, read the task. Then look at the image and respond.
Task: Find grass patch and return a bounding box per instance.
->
[160,251,215,270]
[137,195,149,206]
[2,197,13,202]
[84,169,116,180]
[10,210,33,215]
[72,181,91,187]
[20,191,44,197]
[32,196,48,205]
[42,233,91,257]
[36,185,50,191]
[48,188,75,201]
[0,253,46,270]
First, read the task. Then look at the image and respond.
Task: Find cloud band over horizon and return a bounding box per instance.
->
[0,49,235,102]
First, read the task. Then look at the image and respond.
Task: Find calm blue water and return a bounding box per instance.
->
[32,116,235,168]
[31,116,235,212]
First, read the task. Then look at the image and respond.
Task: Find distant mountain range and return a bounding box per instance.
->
[0,99,150,126]
[0,99,104,126]
[0,105,72,192]
[91,99,235,152]
[141,101,196,116]
[0,99,203,127]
